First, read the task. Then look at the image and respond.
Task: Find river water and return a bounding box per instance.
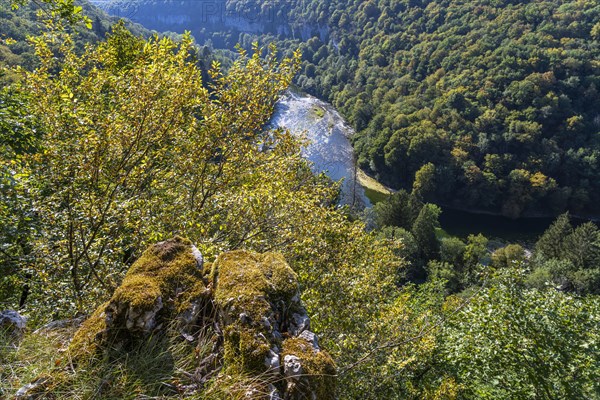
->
[271,91,574,242]
[270,90,371,208]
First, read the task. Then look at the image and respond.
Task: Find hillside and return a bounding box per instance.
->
[0,0,151,79]
[1,2,600,399]
[97,0,600,218]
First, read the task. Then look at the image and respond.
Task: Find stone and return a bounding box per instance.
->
[284,354,303,378]
[289,312,310,336]
[239,312,251,324]
[282,337,336,400]
[64,239,335,399]
[70,237,211,358]
[283,354,308,400]
[211,249,336,399]
[0,310,27,337]
[265,348,280,371]
[191,245,204,269]
[299,330,320,350]
[268,384,283,400]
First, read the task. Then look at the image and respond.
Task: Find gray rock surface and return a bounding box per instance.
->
[0,310,27,336]
[289,312,310,336]
[299,330,320,350]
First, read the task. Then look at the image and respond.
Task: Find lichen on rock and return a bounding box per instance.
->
[70,236,211,359]
[67,239,336,399]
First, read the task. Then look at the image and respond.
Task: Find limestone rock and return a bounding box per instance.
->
[298,330,320,350]
[0,310,27,337]
[284,354,303,377]
[212,250,336,399]
[289,312,310,336]
[70,237,211,358]
[66,239,335,399]
[282,336,336,400]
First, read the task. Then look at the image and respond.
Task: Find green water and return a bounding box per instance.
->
[438,208,589,243]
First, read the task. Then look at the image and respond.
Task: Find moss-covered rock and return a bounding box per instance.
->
[212,249,336,399]
[70,237,210,359]
[282,337,337,400]
[212,250,299,375]
[68,241,336,399]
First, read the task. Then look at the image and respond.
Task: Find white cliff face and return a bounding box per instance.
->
[92,0,328,40]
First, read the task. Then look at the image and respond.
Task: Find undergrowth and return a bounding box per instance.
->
[0,322,219,399]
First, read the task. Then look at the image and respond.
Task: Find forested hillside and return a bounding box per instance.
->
[347,0,599,219]
[287,0,600,218]
[1,1,600,399]
[0,0,150,77]
[99,0,600,218]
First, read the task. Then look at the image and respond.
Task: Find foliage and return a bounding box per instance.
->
[135,0,600,218]
[1,22,416,399]
[412,204,442,264]
[120,0,600,218]
[3,4,600,399]
[490,244,526,269]
[531,213,600,294]
[0,87,38,307]
[0,0,151,79]
[11,0,93,27]
[437,267,600,399]
[373,189,419,230]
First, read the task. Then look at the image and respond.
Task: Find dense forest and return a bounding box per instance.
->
[102,0,600,218]
[1,1,599,399]
[276,0,600,219]
[0,0,151,74]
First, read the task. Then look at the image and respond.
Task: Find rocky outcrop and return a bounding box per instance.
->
[69,237,336,399]
[69,236,211,359]
[211,250,336,399]
[0,309,27,338]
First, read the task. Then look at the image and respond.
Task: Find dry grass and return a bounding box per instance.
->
[0,321,217,399]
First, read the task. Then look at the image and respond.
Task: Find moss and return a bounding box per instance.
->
[175,280,211,316]
[223,326,271,374]
[282,337,337,400]
[69,237,208,360]
[112,276,161,310]
[259,252,299,304]
[126,236,203,302]
[213,250,271,323]
[69,302,108,359]
[202,261,213,284]
[213,250,299,323]
[213,250,301,377]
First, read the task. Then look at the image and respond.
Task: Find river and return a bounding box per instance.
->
[271,91,576,243]
[270,90,371,208]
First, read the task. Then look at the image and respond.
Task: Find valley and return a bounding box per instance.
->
[1,1,599,399]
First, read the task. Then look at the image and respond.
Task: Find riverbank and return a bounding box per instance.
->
[356,169,393,204]
[272,90,598,243]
